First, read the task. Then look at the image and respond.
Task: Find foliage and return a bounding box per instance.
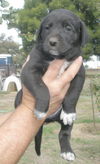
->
[0,34,25,66]
[0,34,20,54]
[0,0,9,7]
[13,50,26,68]
[49,0,76,11]
[17,3,48,53]
[71,0,100,57]
[0,0,9,23]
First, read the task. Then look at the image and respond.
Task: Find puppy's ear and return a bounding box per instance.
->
[80,21,88,47]
[36,23,43,42]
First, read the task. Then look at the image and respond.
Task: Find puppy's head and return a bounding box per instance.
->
[37,9,88,61]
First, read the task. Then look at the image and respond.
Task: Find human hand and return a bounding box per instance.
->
[43,56,83,116]
[22,56,83,118]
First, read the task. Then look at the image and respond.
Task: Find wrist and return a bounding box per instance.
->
[21,103,34,113]
[18,104,46,122]
[17,104,45,136]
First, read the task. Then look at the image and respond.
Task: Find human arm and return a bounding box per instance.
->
[0,57,82,164]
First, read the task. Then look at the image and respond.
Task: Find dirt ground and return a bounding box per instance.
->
[0,76,100,164]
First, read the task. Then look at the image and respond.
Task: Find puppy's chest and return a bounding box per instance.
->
[58,60,72,76]
[46,60,72,76]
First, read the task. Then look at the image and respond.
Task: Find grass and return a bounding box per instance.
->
[86,69,100,77]
[17,122,100,164]
[76,118,100,123]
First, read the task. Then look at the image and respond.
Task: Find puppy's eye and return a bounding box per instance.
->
[63,24,72,31]
[66,26,72,31]
[45,25,50,30]
[45,23,53,30]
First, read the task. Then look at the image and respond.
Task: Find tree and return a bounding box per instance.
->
[0,1,25,66]
[0,0,9,7]
[0,34,20,54]
[0,0,9,23]
[16,3,48,53]
[3,0,100,59]
[0,34,25,66]
[71,0,100,57]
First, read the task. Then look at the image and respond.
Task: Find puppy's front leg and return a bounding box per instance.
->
[60,65,85,125]
[21,62,50,119]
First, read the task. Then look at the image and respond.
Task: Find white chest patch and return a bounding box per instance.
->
[60,110,76,125]
[48,60,72,77]
[58,61,72,77]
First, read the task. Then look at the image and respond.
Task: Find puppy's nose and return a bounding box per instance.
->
[49,37,58,47]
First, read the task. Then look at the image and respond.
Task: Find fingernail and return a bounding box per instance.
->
[78,56,83,61]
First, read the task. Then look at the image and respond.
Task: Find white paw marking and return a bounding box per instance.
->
[58,61,72,77]
[61,152,75,161]
[60,110,76,125]
[34,110,47,120]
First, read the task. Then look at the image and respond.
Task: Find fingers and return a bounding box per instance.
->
[58,56,83,87]
[59,83,70,100]
[43,59,64,82]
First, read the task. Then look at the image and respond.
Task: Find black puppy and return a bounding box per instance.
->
[15,9,88,161]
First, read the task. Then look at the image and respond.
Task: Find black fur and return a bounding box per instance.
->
[15,9,88,161]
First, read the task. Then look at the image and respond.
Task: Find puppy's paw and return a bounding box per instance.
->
[34,110,47,120]
[60,152,75,161]
[60,110,76,125]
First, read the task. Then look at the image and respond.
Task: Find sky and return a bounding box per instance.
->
[7,0,24,9]
[0,0,24,44]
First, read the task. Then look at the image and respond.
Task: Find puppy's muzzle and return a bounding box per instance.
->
[48,37,60,56]
[49,37,58,47]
